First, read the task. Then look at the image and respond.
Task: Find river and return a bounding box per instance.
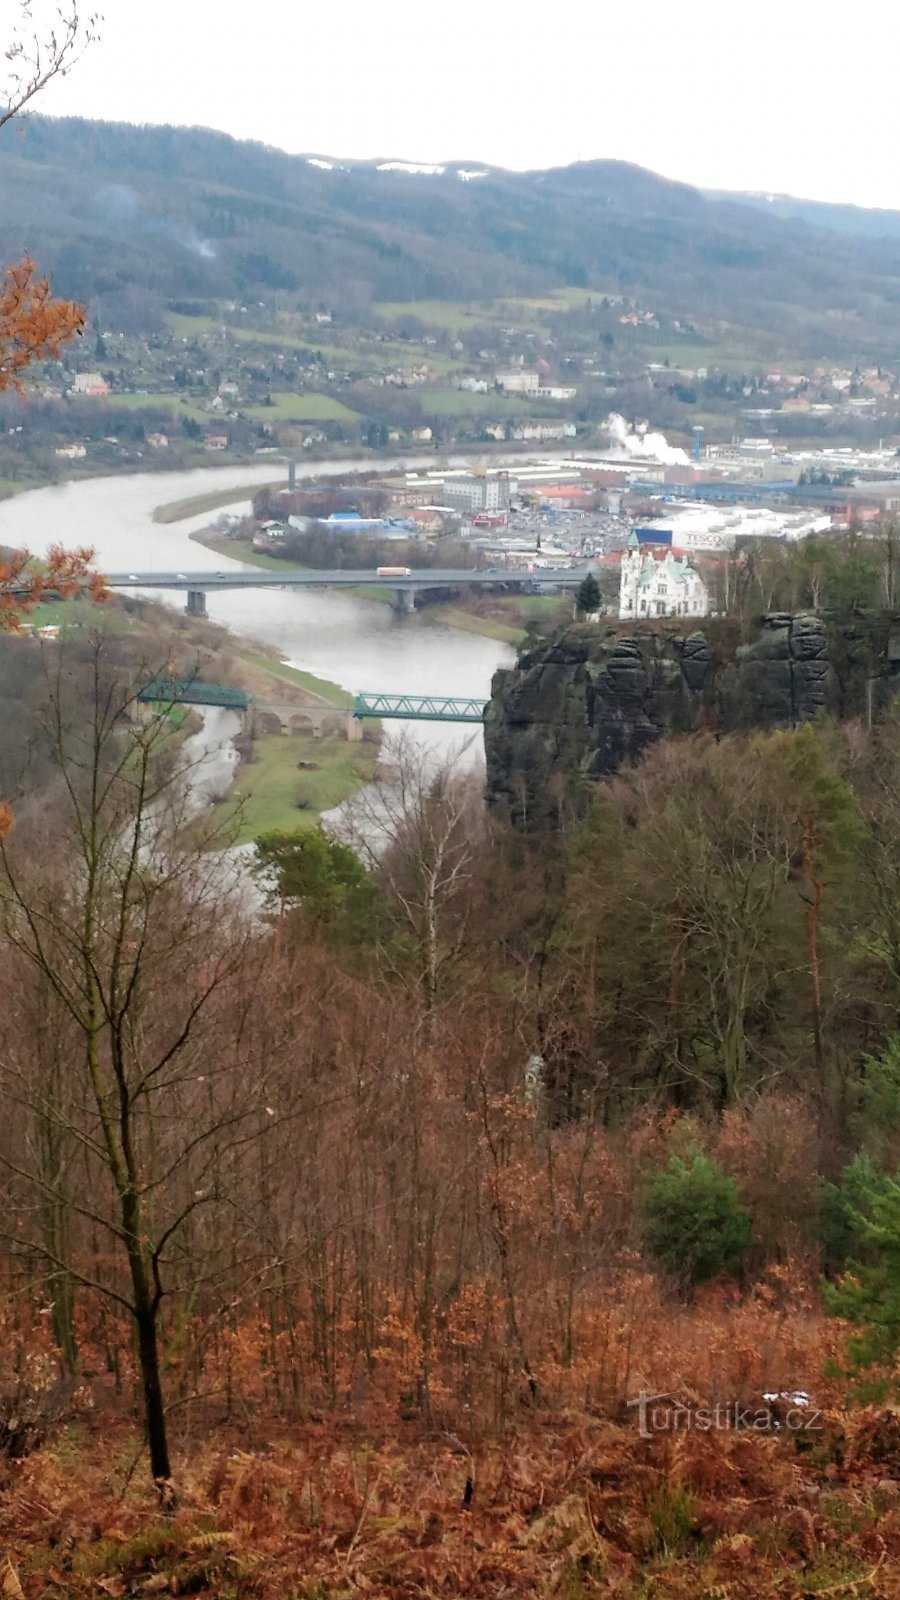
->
[0,462,517,764]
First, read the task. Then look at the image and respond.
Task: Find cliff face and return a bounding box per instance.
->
[484,613,900,826]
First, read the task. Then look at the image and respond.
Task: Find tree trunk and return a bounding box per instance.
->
[123,1175,172,1488]
[134,1293,171,1487]
[801,815,824,1076]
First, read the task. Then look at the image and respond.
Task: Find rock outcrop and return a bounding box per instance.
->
[484,613,900,827]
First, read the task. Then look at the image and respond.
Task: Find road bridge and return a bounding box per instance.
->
[100,565,594,616]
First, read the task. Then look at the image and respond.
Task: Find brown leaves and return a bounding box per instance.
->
[1,1415,900,1599]
[0,1560,23,1599]
[0,258,84,391]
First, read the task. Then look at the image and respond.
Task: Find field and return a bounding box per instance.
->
[373,288,596,333]
[215,728,377,842]
[244,392,360,422]
[418,385,506,416]
[166,312,219,339]
[107,391,211,421]
[373,298,487,332]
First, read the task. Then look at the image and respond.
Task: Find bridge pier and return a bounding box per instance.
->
[392,587,415,615]
[186,588,207,618]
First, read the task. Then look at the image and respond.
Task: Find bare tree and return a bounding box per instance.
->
[340,732,483,1018]
[2,2,100,130]
[0,637,259,1493]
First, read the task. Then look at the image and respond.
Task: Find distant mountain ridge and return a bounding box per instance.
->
[704,187,900,242]
[6,117,900,358]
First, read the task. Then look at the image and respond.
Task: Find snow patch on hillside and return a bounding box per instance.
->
[378,161,446,176]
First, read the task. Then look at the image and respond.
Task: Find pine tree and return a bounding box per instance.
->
[575,572,601,616]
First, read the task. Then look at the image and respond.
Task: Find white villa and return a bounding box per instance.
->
[618,530,709,620]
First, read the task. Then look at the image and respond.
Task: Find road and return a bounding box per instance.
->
[103,566,594,591]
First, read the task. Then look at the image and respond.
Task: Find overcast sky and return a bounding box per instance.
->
[32,0,900,209]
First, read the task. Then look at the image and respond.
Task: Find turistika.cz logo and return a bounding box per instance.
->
[627,1390,821,1439]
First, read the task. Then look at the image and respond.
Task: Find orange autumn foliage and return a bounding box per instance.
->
[0,257,84,391]
[0,543,106,632]
[0,258,102,638]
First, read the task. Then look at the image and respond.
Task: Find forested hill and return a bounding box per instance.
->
[9,116,900,353]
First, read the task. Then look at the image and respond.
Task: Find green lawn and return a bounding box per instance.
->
[244,392,360,422]
[373,300,485,332]
[418,386,505,416]
[190,533,289,569]
[373,289,596,335]
[20,596,130,633]
[166,313,219,339]
[214,731,377,843]
[234,648,352,707]
[423,592,566,644]
[110,392,210,421]
[422,606,524,644]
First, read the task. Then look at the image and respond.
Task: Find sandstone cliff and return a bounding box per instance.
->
[484,613,900,827]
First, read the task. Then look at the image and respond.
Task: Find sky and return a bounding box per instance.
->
[29,0,900,209]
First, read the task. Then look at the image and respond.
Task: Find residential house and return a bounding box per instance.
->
[70,372,108,397]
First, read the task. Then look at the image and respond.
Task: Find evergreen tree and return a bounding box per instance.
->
[642,1151,752,1286]
[253,826,378,946]
[825,1169,900,1372]
[575,572,601,615]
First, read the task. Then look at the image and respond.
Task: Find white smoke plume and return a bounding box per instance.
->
[605,413,689,466]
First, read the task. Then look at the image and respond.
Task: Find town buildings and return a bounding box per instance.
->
[441,471,512,514]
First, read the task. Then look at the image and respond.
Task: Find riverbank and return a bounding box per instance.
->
[31,588,377,842]
[207,640,373,837]
[0,461,516,788]
[211,728,379,844]
[141,476,386,833]
[232,646,353,707]
[152,480,283,525]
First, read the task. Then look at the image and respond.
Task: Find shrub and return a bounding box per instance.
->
[642,1151,752,1286]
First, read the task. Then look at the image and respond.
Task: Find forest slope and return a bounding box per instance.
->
[8,118,900,358]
